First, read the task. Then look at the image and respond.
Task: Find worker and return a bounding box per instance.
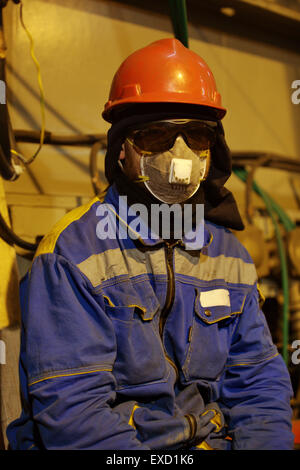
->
[7,38,294,450]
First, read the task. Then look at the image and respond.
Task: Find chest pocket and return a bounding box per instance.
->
[182,287,246,382]
[102,281,167,389]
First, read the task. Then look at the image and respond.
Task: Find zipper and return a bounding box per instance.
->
[159,241,179,381]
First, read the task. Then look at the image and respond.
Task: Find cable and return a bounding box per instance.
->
[234,167,290,365]
[0,145,17,180]
[14,129,107,147]
[168,0,189,48]
[0,210,38,251]
[245,155,271,224]
[11,0,46,166]
[289,176,300,209]
[233,162,296,232]
[89,140,107,195]
[232,151,300,174]
[0,6,18,180]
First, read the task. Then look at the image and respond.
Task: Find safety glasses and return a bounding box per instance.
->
[126,119,217,155]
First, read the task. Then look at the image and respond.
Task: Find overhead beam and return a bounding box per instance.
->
[114,0,300,54]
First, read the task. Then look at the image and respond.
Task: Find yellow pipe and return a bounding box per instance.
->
[0,177,20,329]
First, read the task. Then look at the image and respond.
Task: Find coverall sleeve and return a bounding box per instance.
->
[220,284,294,450]
[20,252,151,450]
[18,253,192,450]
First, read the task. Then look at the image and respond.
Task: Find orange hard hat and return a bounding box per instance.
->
[102,38,226,122]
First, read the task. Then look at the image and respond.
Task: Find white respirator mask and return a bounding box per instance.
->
[139,136,210,204]
[121,119,215,204]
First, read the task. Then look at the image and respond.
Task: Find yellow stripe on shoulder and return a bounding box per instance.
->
[128,404,140,429]
[34,195,100,258]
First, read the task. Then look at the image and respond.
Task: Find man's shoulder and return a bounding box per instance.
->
[205,221,253,262]
[34,195,102,263]
[203,221,257,288]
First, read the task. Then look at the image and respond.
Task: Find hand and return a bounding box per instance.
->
[185,402,224,446]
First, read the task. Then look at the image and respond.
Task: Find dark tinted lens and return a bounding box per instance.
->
[185,123,216,150]
[127,121,216,154]
[131,125,174,153]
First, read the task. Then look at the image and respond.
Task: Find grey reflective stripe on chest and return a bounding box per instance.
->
[174,248,257,286]
[76,247,166,287]
[76,246,257,288]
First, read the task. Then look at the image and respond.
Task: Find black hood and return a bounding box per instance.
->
[104,103,244,231]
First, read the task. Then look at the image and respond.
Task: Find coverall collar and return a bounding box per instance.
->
[103,184,212,250]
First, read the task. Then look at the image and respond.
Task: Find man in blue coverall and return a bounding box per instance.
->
[7,38,294,450]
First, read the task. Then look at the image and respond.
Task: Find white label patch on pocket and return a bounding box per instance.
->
[200,289,231,308]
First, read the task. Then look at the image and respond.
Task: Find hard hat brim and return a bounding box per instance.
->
[102,95,226,122]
